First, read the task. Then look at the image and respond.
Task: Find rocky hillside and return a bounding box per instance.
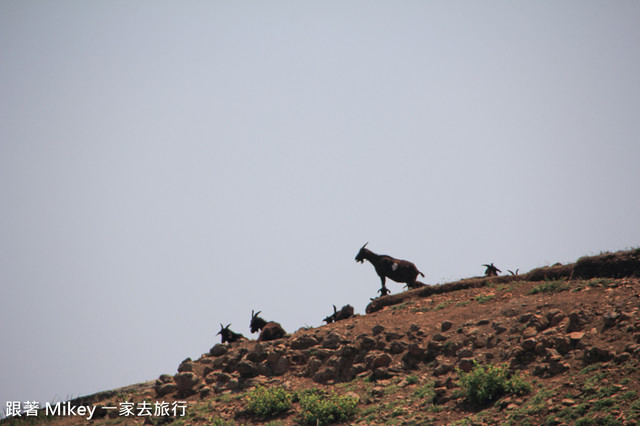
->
[4,249,640,425]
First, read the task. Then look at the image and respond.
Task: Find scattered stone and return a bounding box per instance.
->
[584,346,614,364]
[174,372,200,396]
[441,320,453,332]
[432,333,448,342]
[209,344,228,357]
[236,361,259,378]
[385,331,403,341]
[372,325,385,335]
[155,382,177,397]
[322,332,343,349]
[493,322,507,334]
[522,327,538,338]
[290,335,319,350]
[522,338,537,351]
[177,359,194,373]
[434,362,453,376]
[458,358,474,372]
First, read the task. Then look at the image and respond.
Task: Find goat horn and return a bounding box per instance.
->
[361,242,369,250]
[226,323,231,329]
[333,305,337,313]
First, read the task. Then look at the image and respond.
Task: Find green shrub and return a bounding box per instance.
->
[406,375,419,385]
[457,362,531,406]
[246,386,293,419]
[297,389,358,425]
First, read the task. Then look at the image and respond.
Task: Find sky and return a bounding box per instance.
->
[1,0,640,414]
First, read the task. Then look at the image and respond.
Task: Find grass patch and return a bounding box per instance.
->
[528,280,570,295]
[457,362,531,406]
[475,294,495,303]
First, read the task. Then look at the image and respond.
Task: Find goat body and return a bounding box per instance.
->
[483,263,501,277]
[323,304,355,324]
[250,310,286,342]
[217,323,244,344]
[355,243,425,289]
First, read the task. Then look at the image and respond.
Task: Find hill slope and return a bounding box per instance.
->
[5,249,640,425]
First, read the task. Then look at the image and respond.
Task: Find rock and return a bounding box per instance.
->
[548,362,570,376]
[409,324,420,333]
[522,338,537,351]
[157,374,173,384]
[212,356,229,369]
[236,361,259,378]
[547,310,566,327]
[584,346,614,364]
[433,362,453,376]
[177,359,194,373]
[367,352,392,370]
[357,335,377,351]
[602,311,619,329]
[372,325,385,335]
[226,379,240,390]
[371,367,394,381]
[457,348,474,358]
[199,387,212,398]
[493,322,507,334]
[519,313,533,323]
[274,356,290,376]
[568,331,585,343]
[545,348,562,363]
[385,331,403,341]
[210,344,228,357]
[477,319,490,326]
[432,333,448,342]
[155,382,177,397]
[566,310,586,332]
[389,341,407,354]
[553,337,571,355]
[562,398,576,406]
[313,367,336,383]
[458,358,474,373]
[441,321,453,332]
[246,345,267,363]
[614,353,631,364]
[323,332,343,349]
[291,335,319,350]
[522,327,538,338]
[174,372,200,396]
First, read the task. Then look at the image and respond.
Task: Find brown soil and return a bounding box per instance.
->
[5,249,640,425]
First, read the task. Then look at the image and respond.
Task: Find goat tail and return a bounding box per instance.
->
[419,271,425,277]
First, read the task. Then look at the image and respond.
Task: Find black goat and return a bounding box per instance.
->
[323,304,355,324]
[483,263,501,277]
[250,310,286,342]
[217,323,244,344]
[355,242,425,289]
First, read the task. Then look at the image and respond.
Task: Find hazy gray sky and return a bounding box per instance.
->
[2,1,639,412]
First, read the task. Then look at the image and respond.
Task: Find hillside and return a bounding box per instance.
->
[4,249,640,425]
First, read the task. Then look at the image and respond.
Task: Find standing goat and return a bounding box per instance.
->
[217,323,245,344]
[250,310,286,342]
[483,263,501,277]
[355,242,425,289]
[323,304,355,324]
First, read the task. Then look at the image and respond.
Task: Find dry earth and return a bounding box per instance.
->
[4,249,640,425]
